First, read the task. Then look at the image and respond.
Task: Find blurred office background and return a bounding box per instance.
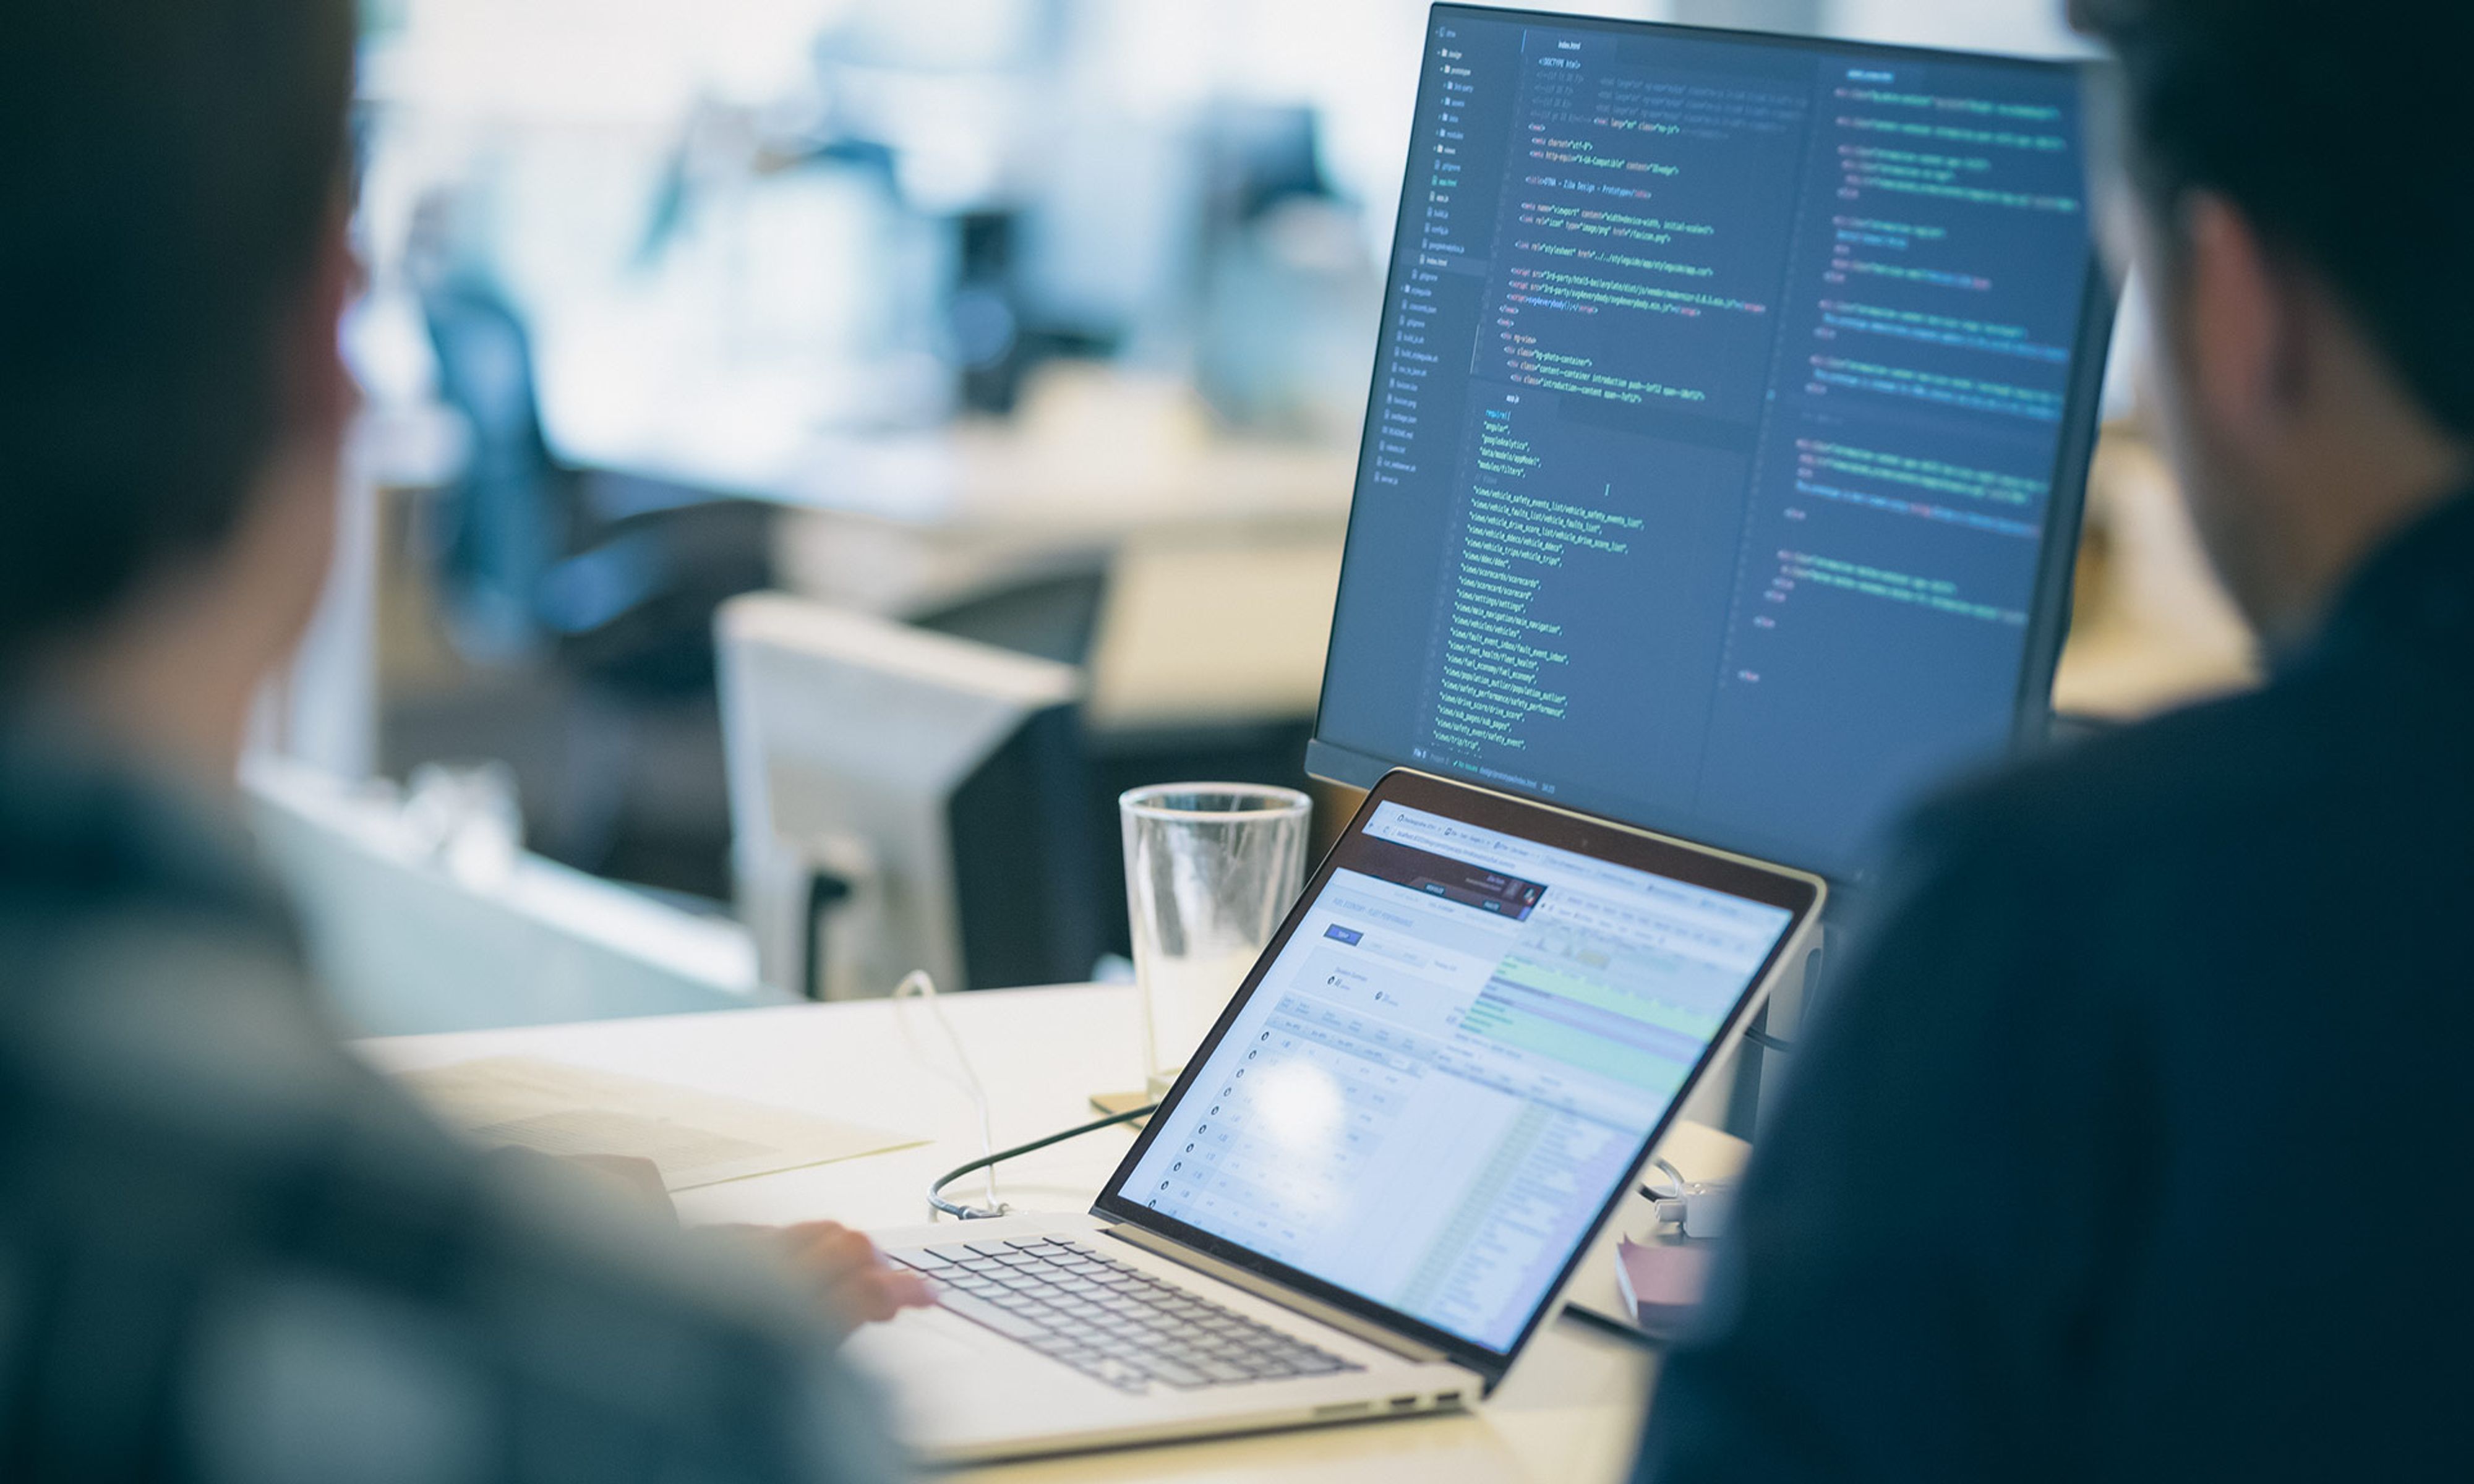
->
[260,0,2253,1033]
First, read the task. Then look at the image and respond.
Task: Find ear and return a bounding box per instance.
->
[2176,192,2305,450]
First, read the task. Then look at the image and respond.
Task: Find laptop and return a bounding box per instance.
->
[849,769,1823,1461]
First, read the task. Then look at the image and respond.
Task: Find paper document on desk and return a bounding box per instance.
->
[398,1055,923,1191]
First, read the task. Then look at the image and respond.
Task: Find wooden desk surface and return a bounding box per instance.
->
[364,984,1669,1483]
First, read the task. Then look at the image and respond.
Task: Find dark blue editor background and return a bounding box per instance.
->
[1314,5,2110,879]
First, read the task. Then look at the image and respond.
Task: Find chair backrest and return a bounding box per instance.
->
[717,593,1092,999]
[417,279,560,657]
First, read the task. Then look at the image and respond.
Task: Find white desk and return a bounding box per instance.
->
[539,345,1354,537]
[541,352,1357,636]
[364,984,1680,1483]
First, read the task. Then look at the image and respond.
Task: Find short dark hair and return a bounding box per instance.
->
[0,0,356,662]
[2071,0,2474,439]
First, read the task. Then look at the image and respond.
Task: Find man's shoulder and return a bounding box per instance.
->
[1904,665,2386,877]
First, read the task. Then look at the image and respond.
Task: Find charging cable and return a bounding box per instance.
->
[894,969,1162,1221]
[927,1101,1159,1221]
[892,971,1003,1214]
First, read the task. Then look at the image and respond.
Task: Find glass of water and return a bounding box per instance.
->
[1121,783,1313,1098]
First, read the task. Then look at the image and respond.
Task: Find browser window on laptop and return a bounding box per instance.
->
[1115,799,1799,1354]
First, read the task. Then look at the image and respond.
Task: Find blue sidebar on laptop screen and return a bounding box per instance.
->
[1310,7,2107,879]
[1119,801,1795,1353]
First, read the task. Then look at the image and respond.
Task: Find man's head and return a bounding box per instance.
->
[2073,0,2473,644]
[0,0,357,769]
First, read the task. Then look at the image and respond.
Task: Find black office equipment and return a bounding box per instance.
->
[1309,6,2115,882]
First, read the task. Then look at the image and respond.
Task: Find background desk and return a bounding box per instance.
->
[365,984,1682,1483]
[544,355,1356,628]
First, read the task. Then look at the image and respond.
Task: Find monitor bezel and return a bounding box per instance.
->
[1306,3,2118,888]
[1090,767,1824,1386]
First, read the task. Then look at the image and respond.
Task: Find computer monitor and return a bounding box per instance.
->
[717,594,1105,999]
[1308,6,2115,882]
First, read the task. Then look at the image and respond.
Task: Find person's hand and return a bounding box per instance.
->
[740,1221,936,1333]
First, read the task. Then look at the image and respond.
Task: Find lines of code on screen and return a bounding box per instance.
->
[1320,12,2099,876]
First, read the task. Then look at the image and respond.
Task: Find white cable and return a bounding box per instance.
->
[892,970,1004,1216]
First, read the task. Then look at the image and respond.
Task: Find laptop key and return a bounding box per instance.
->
[938,1291,1048,1342]
[1141,1357,1212,1389]
[1084,1358,1148,1391]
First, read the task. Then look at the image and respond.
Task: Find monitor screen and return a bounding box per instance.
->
[1114,798,1797,1354]
[1309,7,2110,879]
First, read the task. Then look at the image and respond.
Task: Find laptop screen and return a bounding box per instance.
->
[1113,797,1797,1355]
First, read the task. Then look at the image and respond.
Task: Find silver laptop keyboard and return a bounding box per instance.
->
[886,1237,1364,1392]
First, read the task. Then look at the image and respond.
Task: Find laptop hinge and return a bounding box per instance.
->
[1098,1223,1455,1368]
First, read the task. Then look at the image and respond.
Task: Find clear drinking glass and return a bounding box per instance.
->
[1121,783,1312,1098]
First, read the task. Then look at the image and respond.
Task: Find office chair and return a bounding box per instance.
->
[418,277,779,683]
[413,276,782,897]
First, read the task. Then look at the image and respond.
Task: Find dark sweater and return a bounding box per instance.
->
[1638,489,2474,1481]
